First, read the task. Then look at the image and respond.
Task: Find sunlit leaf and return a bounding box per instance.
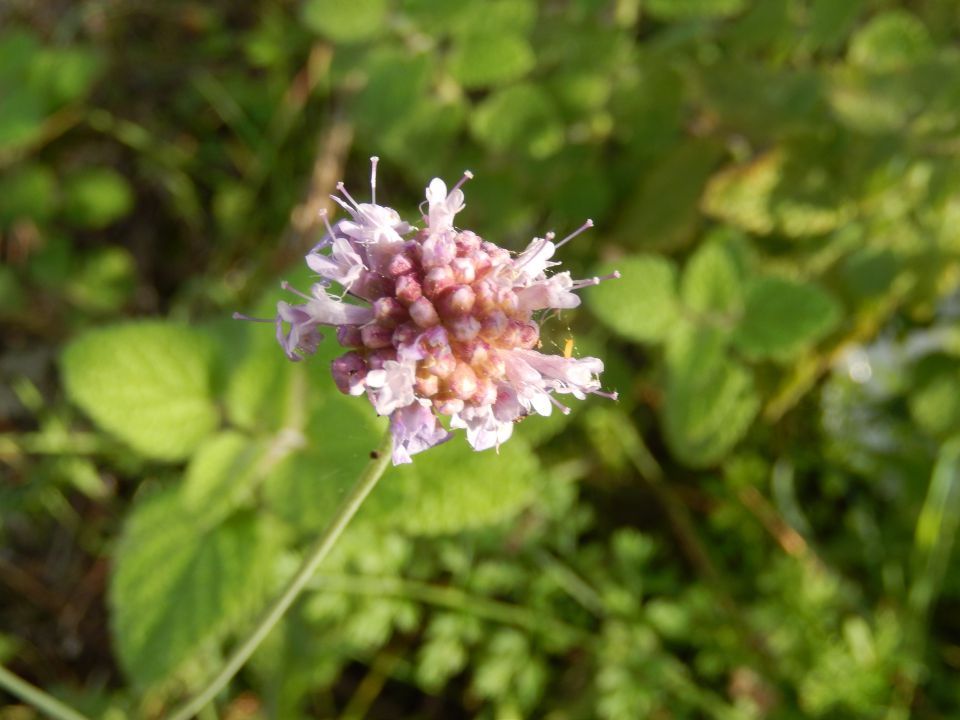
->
[733,277,841,361]
[111,488,277,686]
[588,256,679,343]
[62,322,219,461]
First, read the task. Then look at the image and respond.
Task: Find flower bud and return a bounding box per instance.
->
[395,274,422,305]
[449,315,481,342]
[409,297,440,327]
[421,232,457,268]
[337,325,363,347]
[451,257,476,284]
[331,352,367,395]
[423,265,455,296]
[373,296,407,326]
[387,251,416,277]
[361,323,393,349]
[437,284,475,317]
[448,362,478,400]
[479,310,508,341]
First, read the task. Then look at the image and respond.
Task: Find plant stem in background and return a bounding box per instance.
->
[167,429,394,720]
[0,665,92,720]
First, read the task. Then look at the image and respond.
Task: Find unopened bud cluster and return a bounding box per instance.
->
[240,159,619,464]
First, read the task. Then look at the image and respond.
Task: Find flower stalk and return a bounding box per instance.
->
[0,665,92,720]
[167,429,394,720]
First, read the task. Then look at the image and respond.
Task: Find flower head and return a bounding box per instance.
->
[240,158,619,464]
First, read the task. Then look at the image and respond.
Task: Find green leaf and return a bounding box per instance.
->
[680,234,744,318]
[111,488,277,686]
[909,367,960,439]
[471,83,564,159]
[448,32,535,89]
[65,246,137,313]
[733,277,841,361]
[645,0,747,20]
[702,153,781,235]
[849,10,933,72]
[303,0,388,42]
[61,322,219,461]
[182,431,267,525]
[615,140,723,251]
[62,167,134,229]
[0,163,57,223]
[664,325,758,467]
[371,436,541,535]
[263,392,385,533]
[588,256,679,343]
[806,0,865,52]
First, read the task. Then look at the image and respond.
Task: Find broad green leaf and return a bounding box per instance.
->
[588,256,679,343]
[664,325,758,467]
[223,325,299,433]
[367,436,541,535]
[182,431,267,525]
[702,153,780,235]
[61,322,219,461]
[29,46,103,106]
[645,0,747,20]
[0,163,57,223]
[733,277,841,361]
[680,235,744,318]
[354,50,433,139]
[471,84,564,159]
[111,488,277,686]
[807,0,865,52]
[263,391,385,533]
[615,140,723,251]
[849,10,933,72]
[63,167,134,229]
[0,82,44,151]
[448,32,535,89]
[302,0,388,42]
[65,246,137,313]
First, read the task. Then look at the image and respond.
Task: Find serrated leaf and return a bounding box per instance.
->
[588,256,679,343]
[733,277,841,361]
[182,431,267,525]
[645,0,747,20]
[63,167,134,229]
[111,489,277,686]
[664,325,758,467]
[849,10,933,72]
[681,236,743,318]
[302,0,388,42]
[471,83,563,159]
[448,32,535,89]
[62,322,219,461]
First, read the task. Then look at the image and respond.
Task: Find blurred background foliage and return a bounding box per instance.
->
[3,0,960,718]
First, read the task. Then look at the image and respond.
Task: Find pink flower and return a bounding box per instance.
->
[239,158,619,464]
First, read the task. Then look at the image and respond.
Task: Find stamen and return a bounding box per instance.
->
[280,280,313,301]
[554,219,594,250]
[330,194,355,215]
[232,312,273,323]
[370,156,379,204]
[318,208,338,243]
[336,181,361,210]
[451,169,474,194]
[571,270,620,289]
[548,394,572,415]
[592,389,619,401]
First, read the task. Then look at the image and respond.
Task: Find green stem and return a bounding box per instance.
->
[167,429,394,720]
[0,665,92,720]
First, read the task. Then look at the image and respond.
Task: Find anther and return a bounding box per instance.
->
[451,170,474,194]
